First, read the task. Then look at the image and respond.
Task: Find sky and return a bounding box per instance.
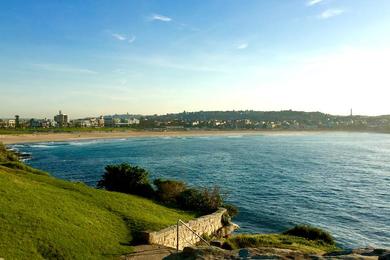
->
[1,0,390,118]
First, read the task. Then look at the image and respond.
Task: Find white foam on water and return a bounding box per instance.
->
[29,144,57,148]
[227,135,244,138]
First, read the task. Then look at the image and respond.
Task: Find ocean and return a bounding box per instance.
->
[14,132,390,249]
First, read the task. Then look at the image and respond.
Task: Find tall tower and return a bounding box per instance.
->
[350,108,353,117]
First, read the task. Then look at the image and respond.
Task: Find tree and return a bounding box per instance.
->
[153,178,186,205]
[97,163,154,197]
[177,186,224,214]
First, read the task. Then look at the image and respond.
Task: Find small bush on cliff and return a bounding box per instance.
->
[177,186,223,215]
[154,178,187,205]
[0,143,19,162]
[283,225,335,245]
[223,204,239,218]
[97,163,154,198]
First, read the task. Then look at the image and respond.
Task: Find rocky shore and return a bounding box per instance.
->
[165,246,390,260]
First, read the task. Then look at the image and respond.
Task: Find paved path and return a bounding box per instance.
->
[122,245,176,260]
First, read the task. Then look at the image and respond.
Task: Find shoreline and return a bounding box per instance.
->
[0,129,387,145]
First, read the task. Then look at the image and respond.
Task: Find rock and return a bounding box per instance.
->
[379,253,390,260]
[165,246,228,260]
[325,248,390,259]
[166,246,313,259]
[165,246,390,260]
[216,223,240,238]
[210,240,224,248]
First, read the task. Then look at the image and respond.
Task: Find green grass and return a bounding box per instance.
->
[223,234,340,254]
[283,224,335,245]
[0,145,194,259]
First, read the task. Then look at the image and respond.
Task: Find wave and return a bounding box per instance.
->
[30,145,57,148]
[227,135,244,138]
[68,138,128,146]
[68,141,98,146]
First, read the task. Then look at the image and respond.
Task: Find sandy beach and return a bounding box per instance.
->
[0,130,327,144]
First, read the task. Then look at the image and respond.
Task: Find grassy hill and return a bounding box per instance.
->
[0,144,194,259]
[223,234,339,254]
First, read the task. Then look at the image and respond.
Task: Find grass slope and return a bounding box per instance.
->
[224,234,339,254]
[0,146,194,259]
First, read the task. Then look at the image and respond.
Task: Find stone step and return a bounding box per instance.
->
[122,245,176,260]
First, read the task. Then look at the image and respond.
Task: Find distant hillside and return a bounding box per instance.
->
[0,144,194,259]
[143,110,333,121]
[142,110,390,122]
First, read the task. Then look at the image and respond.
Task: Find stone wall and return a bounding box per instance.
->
[146,208,227,250]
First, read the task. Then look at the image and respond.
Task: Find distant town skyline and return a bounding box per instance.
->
[0,108,382,120]
[1,0,390,118]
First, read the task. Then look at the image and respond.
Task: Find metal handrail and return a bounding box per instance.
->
[176,219,210,251]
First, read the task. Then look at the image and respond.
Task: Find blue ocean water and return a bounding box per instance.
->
[14,132,390,249]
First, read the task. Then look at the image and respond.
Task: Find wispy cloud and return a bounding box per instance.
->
[307,0,323,6]
[112,33,126,41]
[237,43,248,50]
[318,9,344,19]
[128,35,136,43]
[32,63,97,74]
[150,14,172,22]
[111,33,136,43]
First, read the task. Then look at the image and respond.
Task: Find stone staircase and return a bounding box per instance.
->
[121,245,176,260]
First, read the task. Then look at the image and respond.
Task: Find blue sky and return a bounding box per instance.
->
[1,0,390,118]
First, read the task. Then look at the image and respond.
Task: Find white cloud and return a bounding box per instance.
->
[128,35,136,43]
[237,43,248,50]
[112,33,126,41]
[318,9,344,19]
[150,14,172,22]
[307,0,323,6]
[111,33,136,44]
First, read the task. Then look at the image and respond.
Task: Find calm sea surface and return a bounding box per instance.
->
[14,132,390,249]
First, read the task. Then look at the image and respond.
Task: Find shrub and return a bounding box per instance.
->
[223,204,239,218]
[153,178,186,205]
[177,186,223,215]
[0,143,19,162]
[283,225,335,245]
[97,163,154,198]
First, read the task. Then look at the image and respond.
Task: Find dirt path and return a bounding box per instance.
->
[121,245,176,260]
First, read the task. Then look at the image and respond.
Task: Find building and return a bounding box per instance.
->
[73,119,92,128]
[103,116,139,127]
[54,111,68,127]
[29,118,56,128]
[97,116,105,127]
[0,119,16,128]
[104,117,120,127]
[29,119,41,128]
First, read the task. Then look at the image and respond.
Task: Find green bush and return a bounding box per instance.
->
[177,186,223,215]
[97,163,154,198]
[223,204,239,218]
[0,143,19,162]
[283,225,335,245]
[153,178,186,205]
[98,163,237,216]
